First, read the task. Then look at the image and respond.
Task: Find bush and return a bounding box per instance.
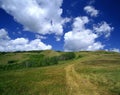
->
[8,60,17,64]
[0,53,75,71]
[77,55,83,59]
[21,56,59,67]
[0,52,7,55]
[49,56,59,65]
[59,52,76,60]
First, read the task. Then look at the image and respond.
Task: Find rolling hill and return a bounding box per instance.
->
[0,50,120,95]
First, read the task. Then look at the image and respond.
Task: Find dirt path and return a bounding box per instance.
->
[65,63,100,95]
[65,64,81,95]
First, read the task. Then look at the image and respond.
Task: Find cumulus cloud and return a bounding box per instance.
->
[73,16,89,31]
[0,29,52,52]
[0,0,64,38]
[84,6,99,17]
[0,29,10,40]
[64,16,114,51]
[87,42,104,51]
[35,34,47,39]
[110,48,120,52]
[0,1,115,52]
[64,16,104,51]
[93,22,114,38]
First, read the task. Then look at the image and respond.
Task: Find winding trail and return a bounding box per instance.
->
[65,63,100,95]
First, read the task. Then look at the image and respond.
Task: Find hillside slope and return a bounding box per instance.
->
[0,50,120,95]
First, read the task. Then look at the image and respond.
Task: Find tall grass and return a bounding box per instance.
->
[75,55,120,95]
[0,52,76,71]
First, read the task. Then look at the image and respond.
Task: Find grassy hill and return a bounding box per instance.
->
[0,50,120,95]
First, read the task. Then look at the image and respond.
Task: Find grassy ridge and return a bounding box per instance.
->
[0,50,120,95]
[0,51,75,70]
[75,52,120,95]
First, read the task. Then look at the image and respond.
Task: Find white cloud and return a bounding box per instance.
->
[110,48,120,53]
[62,17,71,25]
[0,29,10,40]
[84,6,99,17]
[88,0,95,5]
[0,29,52,52]
[73,16,89,31]
[35,34,47,39]
[0,1,115,52]
[93,22,114,38]
[64,16,104,51]
[87,42,104,51]
[0,0,64,38]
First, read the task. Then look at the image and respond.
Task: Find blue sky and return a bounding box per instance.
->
[0,0,120,52]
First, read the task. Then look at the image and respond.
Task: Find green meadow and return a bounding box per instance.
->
[0,50,120,95]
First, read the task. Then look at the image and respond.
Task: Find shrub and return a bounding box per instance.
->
[21,55,59,68]
[49,56,59,65]
[8,60,17,64]
[59,52,76,60]
[77,55,83,59]
[0,52,7,55]
[0,53,75,71]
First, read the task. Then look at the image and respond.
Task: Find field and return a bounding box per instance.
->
[0,50,120,95]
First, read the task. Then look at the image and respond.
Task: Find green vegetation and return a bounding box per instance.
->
[75,53,120,95]
[0,50,120,95]
[59,52,76,60]
[0,51,76,70]
[0,65,67,95]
